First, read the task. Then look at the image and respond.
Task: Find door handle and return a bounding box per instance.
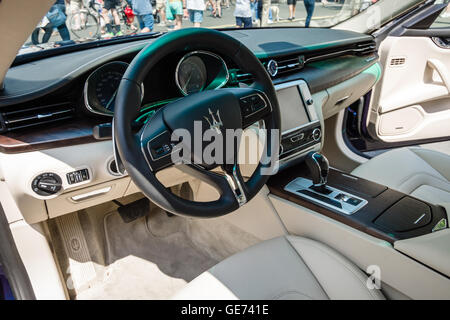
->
[427,58,450,94]
[432,37,450,49]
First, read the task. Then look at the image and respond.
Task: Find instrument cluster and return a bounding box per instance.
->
[83,51,229,117]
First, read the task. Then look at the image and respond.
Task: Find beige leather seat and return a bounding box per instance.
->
[352,147,450,205]
[173,236,385,300]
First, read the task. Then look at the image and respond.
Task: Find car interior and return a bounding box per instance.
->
[0,0,449,300]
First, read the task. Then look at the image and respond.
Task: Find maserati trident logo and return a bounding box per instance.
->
[204,108,223,134]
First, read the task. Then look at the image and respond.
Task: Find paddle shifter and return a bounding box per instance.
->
[305,151,330,194]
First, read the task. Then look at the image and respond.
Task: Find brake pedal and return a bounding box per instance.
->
[116,198,150,223]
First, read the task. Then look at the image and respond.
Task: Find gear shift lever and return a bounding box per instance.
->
[305,151,330,194]
[285,152,367,214]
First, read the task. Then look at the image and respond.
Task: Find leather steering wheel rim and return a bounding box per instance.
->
[114,28,281,218]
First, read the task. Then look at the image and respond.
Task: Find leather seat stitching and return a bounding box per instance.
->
[410,148,450,181]
[409,183,450,196]
[271,290,316,300]
[396,172,450,191]
[283,238,330,300]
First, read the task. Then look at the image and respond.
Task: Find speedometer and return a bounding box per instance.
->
[95,70,124,111]
[84,61,143,116]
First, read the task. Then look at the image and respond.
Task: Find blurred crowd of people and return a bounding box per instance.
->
[32,0,380,45]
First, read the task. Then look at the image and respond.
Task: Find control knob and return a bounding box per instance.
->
[312,128,322,142]
[31,173,62,196]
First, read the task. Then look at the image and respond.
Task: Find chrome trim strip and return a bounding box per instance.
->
[224,164,247,206]
[281,120,320,136]
[310,152,327,186]
[71,186,112,202]
[279,133,319,157]
[340,173,358,181]
[304,46,376,64]
[274,79,306,91]
[5,109,72,124]
[278,143,320,164]
[112,120,127,175]
[414,213,426,225]
[336,95,351,105]
[266,59,278,77]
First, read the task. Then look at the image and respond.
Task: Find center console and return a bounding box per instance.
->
[268,158,448,243]
[270,79,447,244]
[275,80,322,168]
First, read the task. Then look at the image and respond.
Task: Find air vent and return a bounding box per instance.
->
[235,71,254,84]
[390,57,406,67]
[264,55,304,78]
[355,41,377,56]
[275,55,305,74]
[0,102,75,132]
[229,68,254,86]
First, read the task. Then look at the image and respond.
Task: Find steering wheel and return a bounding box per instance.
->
[114,28,281,218]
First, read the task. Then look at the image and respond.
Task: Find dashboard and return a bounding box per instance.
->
[0,27,380,224]
[0,29,378,142]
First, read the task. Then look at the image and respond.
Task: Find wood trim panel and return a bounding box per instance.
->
[0,119,106,153]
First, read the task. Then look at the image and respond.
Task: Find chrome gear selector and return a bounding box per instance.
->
[305,151,329,187]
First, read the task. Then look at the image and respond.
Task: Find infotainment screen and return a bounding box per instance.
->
[277,86,310,133]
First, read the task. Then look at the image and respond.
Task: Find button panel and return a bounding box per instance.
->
[335,193,363,206]
[280,123,321,159]
[143,130,176,171]
[67,168,90,185]
[147,131,174,161]
[240,94,267,118]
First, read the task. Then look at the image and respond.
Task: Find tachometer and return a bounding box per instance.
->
[176,55,207,95]
[175,51,229,96]
[84,61,143,116]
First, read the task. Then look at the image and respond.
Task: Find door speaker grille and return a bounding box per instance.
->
[390,57,406,67]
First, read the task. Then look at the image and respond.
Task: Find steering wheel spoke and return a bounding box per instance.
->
[176,163,242,206]
[222,163,249,207]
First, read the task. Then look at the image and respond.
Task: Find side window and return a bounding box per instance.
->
[430,0,450,28]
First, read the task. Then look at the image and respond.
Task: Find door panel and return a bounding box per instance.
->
[368,35,450,142]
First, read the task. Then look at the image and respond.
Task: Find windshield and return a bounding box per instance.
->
[20,0,383,55]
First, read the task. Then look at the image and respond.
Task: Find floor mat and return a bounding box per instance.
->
[76,207,218,300]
